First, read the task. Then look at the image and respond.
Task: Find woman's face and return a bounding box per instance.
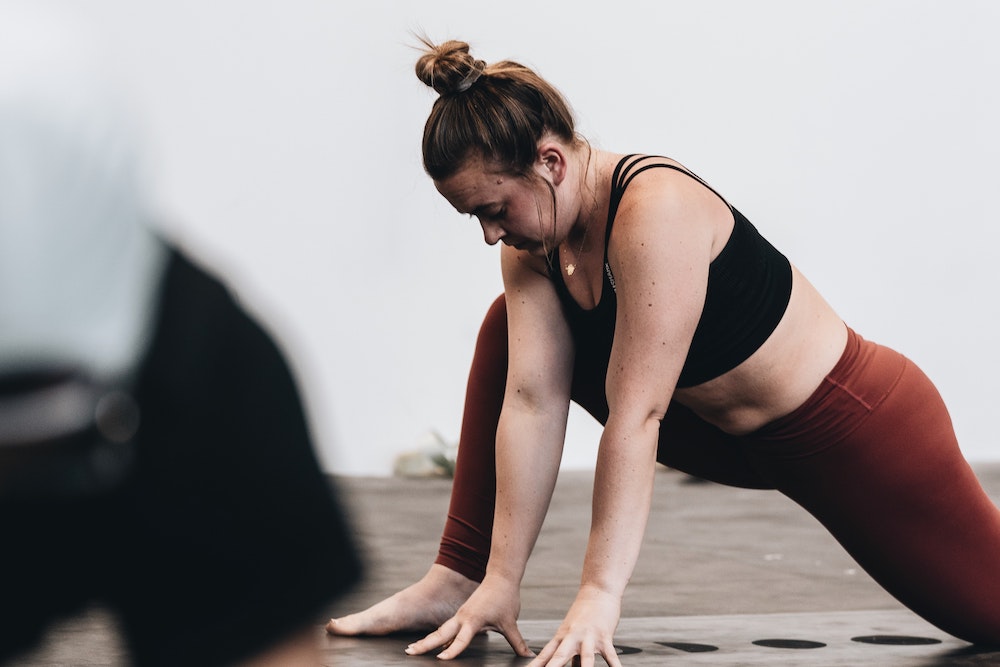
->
[434,157,558,257]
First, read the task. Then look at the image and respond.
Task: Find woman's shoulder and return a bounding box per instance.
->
[612,156,714,216]
[604,153,734,259]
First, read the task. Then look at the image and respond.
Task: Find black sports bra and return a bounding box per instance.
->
[550,154,793,388]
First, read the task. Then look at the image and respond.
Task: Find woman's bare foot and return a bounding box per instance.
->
[326,564,479,636]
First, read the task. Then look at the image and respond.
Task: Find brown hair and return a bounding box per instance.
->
[414,38,578,181]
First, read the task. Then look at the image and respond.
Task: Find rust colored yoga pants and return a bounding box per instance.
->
[436,294,1000,645]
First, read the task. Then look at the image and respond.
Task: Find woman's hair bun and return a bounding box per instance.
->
[414,38,486,96]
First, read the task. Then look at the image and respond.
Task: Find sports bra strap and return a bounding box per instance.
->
[604,154,735,288]
[610,156,733,246]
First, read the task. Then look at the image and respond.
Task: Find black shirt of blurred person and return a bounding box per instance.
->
[0,246,362,667]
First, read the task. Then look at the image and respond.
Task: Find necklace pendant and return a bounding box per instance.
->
[565,263,576,276]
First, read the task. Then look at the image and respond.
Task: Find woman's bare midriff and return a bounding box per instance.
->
[673,264,848,436]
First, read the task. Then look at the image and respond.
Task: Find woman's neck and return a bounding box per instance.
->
[568,149,613,251]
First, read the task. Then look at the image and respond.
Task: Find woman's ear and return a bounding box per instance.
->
[535,141,567,186]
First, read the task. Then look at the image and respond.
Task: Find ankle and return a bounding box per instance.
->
[426,564,480,597]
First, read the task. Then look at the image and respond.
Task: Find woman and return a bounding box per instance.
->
[328,39,1000,666]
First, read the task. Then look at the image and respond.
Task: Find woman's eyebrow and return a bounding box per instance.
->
[470,203,499,217]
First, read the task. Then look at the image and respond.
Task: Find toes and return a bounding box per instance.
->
[325,616,355,635]
[326,612,383,636]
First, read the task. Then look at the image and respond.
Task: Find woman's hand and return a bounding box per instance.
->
[404,573,535,660]
[326,564,478,637]
[529,585,623,667]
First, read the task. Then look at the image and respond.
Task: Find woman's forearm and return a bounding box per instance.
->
[486,402,569,584]
[579,415,660,598]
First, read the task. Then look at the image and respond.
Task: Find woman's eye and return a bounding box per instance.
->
[471,207,505,223]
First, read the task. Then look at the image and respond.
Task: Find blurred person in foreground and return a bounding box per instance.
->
[0,6,360,666]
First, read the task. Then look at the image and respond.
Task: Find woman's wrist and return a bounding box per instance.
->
[482,564,524,590]
[577,580,625,601]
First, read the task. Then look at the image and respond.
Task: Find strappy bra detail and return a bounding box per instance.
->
[550,154,793,388]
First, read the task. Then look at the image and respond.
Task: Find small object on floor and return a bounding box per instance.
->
[392,430,458,478]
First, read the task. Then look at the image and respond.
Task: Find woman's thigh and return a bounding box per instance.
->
[745,335,1000,644]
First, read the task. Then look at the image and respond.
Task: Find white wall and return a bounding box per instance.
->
[38,0,1000,475]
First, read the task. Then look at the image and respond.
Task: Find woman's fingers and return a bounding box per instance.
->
[411,620,534,661]
[528,637,561,666]
[435,622,482,660]
[404,618,513,661]
[497,619,535,658]
[404,618,459,656]
[600,639,623,667]
[545,643,580,667]
[529,638,622,667]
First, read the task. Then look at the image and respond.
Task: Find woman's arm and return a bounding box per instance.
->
[406,244,576,660]
[587,169,720,592]
[490,245,575,581]
[531,167,727,667]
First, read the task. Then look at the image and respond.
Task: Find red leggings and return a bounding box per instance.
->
[436,294,1000,645]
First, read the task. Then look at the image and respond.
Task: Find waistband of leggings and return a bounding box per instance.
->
[749,323,906,448]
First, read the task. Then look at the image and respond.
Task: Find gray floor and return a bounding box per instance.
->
[13,464,1000,665]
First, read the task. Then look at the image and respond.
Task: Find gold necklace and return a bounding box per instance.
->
[564,218,590,277]
[564,150,601,277]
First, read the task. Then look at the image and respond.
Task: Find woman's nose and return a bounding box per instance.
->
[480,220,504,246]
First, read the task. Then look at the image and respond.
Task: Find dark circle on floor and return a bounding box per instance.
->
[614,645,642,655]
[527,645,642,656]
[753,638,827,649]
[852,635,943,645]
[657,641,720,653]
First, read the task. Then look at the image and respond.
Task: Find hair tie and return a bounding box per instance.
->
[455,60,486,93]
